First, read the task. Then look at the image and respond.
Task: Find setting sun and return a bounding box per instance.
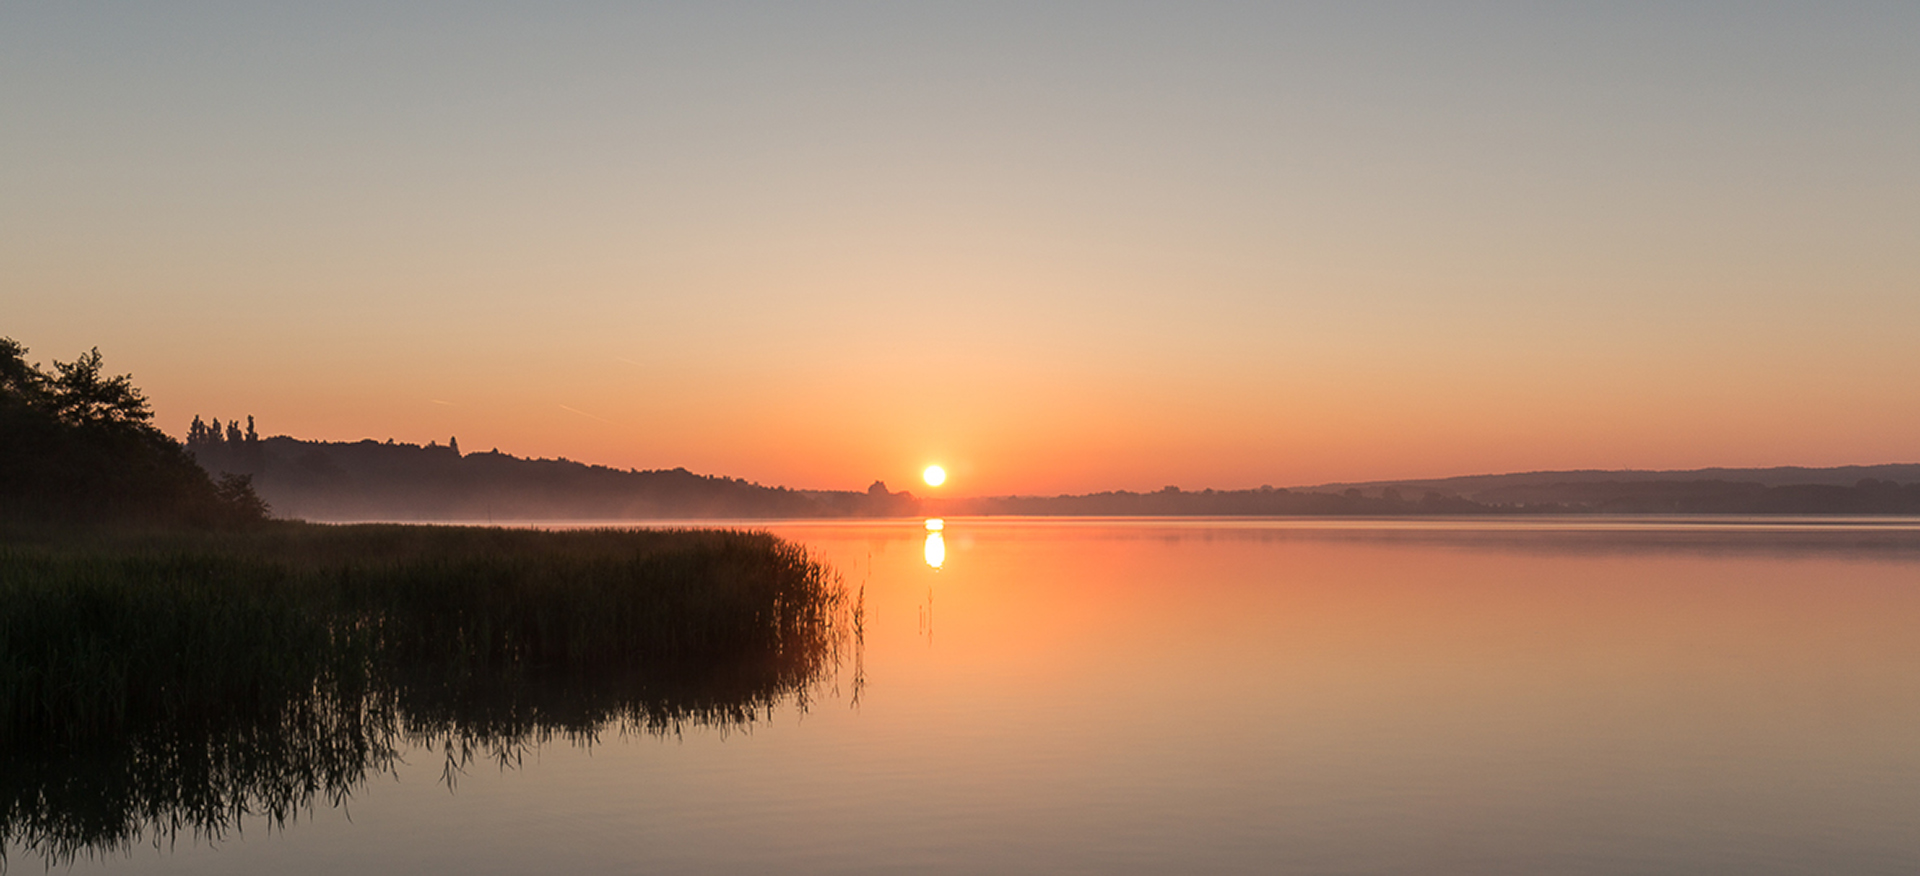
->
[9,4,1918,872]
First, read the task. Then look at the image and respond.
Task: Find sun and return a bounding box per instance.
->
[922,465,947,487]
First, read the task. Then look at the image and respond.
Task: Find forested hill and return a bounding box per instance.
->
[182,416,1920,521]
[1299,464,1920,500]
[186,425,919,521]
[929,477,1920,516]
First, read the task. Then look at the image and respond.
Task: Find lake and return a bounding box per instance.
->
[17,517,1920,874]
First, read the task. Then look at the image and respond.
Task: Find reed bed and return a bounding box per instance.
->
[0,522,855,866]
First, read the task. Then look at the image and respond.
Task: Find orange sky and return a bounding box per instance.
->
[6,5,1917,495]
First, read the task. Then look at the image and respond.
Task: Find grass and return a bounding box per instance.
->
[0,521,856,866]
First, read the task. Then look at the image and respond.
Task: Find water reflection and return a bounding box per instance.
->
[913,515,1920,560]
[0,592,858,869]
[924,518,947,569]
[924,531,946,569]
[765,518,1920,875]
[14,520,1920,873]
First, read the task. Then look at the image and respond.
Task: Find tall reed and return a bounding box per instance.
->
[0,522,854,867]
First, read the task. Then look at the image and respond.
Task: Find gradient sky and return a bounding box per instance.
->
[5,3,1917,495]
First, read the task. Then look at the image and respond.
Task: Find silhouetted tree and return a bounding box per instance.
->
[215,472,272,519]
[0,338,49,408]
[49,348,151,427]
[0,337,268,528]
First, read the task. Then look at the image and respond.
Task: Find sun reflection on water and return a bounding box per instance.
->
[923,530,945,569]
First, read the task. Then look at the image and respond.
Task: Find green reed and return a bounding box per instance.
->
[0,522,854,867]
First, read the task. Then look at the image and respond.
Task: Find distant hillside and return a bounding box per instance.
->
[184,417,1920,520]
[186,426,919,521]
[1297,464,1920,501]
[929,486,1486,517]
[928,472,1920,517]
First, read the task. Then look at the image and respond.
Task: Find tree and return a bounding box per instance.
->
[0,337,50,407]
[1,338,270,528]
[49,348,153,427]
[215,472,272,520]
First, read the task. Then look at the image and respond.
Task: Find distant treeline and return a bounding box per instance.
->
[187,424,920,521]
[1302,463,1920,499]
[1465,478,1920,514]
[185,418,1920,520]
[938,486,1485,516]
[932,479,1920,516]
[0,338,266,528]
[0,329,1885,522]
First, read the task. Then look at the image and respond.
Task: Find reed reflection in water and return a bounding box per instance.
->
[0,526,859,869]
[11,518,1920,874]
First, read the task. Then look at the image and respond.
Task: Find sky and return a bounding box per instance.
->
[5,2,1917,496]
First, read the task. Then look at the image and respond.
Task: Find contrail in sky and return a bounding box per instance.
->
[558,404,615,425]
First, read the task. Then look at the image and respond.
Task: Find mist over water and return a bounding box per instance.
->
[20,518,1920,874]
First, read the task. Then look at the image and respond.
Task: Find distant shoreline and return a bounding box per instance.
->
[183,431,1920,521]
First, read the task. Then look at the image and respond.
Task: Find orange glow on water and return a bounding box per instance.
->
[923,531,945,569]
[780,519,1920,785]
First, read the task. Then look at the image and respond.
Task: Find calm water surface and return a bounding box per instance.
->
[26,517,1920,874]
